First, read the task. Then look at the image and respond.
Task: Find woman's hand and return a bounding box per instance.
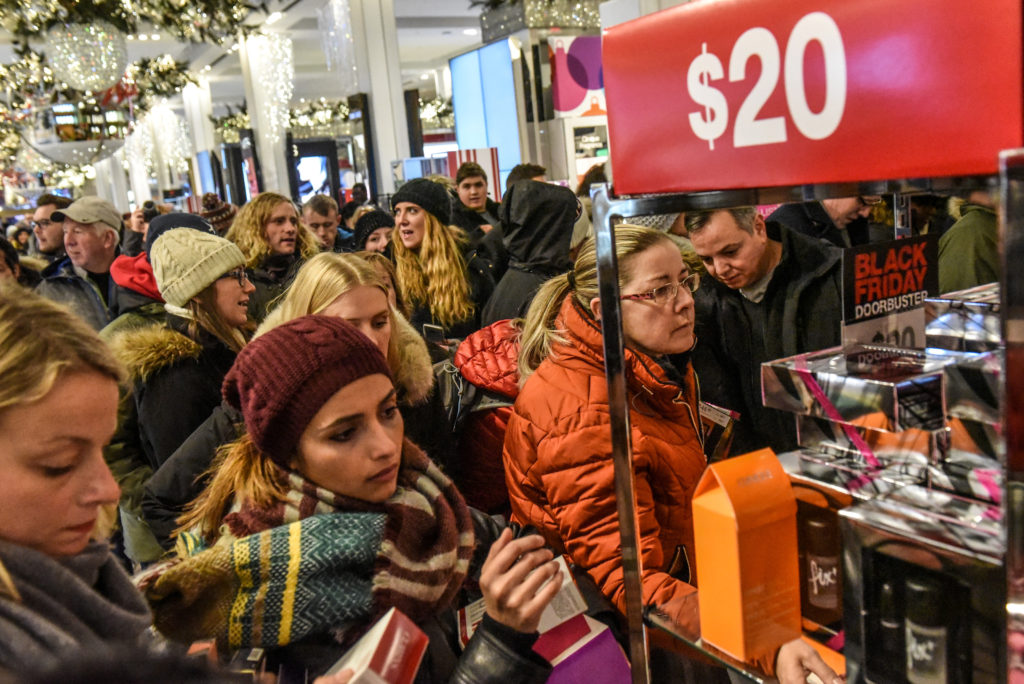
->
[775,638,844,684]
[479,528,563,633]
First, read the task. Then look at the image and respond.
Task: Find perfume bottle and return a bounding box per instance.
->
[801,512,842,625]
[877,580,906,682]
[905,575,947,684]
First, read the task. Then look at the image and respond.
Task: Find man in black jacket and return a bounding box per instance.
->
[685,207,843,454]
[450,161,501,249]
[768,195,881,248]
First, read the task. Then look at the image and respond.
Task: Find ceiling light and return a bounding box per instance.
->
[151,33,160,40]
[463,28,479,36]
[138,34,148,41]
[265,11,282,25]
[420,73,430,80]
[126,34,134,40]
[203,65,212,72]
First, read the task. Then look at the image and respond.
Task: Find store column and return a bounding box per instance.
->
[182,79,218,196]
[92,153,130,208]
[238,32,294,195]
[348,0,410,194]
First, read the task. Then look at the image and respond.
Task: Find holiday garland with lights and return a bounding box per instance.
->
[0,0,256,45]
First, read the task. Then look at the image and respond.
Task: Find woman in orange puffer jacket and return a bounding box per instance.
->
[502,225,840,684]
[503,225,705,624]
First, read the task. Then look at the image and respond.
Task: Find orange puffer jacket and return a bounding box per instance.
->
[503,295,707,628]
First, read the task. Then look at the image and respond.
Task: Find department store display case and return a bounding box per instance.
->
[593,0,1021,681]
[926,283,1001,352]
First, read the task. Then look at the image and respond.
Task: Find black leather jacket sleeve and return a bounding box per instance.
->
[449,613,551,684]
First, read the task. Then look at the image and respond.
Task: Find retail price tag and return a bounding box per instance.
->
[604,0,1023,194]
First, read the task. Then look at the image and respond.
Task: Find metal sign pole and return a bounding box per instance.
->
[1001,149,1024,682]
[590,182,651,684]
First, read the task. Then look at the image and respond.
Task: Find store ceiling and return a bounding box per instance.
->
[0,0,482,111]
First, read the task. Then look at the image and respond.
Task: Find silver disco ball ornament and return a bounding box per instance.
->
[46,21,129,92]
[18,101,131,165]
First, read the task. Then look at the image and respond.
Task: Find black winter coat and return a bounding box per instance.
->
[247,253,304,322]
[482,180,576,326]
[687,222,843,453]
[768,200,870,248]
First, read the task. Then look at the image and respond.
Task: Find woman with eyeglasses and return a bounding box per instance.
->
[503,225,838,682]
[105,229,254,565]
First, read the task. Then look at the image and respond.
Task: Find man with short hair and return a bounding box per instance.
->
[685,207,843,453]
[302,194,347,251]
[769,195,882,248]
[31,193,72,263]
[35,196,123,330]
[451,161,501,250]
[505,163,546,186]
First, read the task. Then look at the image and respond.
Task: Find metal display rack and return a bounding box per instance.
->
[590,1,1022,682]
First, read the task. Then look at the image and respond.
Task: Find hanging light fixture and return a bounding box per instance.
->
[45,20,129,92]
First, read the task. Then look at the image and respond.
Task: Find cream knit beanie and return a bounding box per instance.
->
[150,228,245,307]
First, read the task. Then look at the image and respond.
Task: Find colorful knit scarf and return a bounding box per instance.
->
[144,439,475,650]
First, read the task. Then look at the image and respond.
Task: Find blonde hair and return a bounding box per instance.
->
[0,285,124,414]
[186,288,249,354]
[255,252,402,372]
[351,205,375,225]
[392,212,475,328]
[357,250,406,315]
[176,433,288,543]
[518,224,673,382]
[226,192,319,269]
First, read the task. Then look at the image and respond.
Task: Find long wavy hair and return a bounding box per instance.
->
[226,192,319,269]
[391,211,474,328]
[518,224,674,382]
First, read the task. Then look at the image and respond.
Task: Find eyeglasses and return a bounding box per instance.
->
[31,219,52,229]
[857,195,883,208]
[621,273,700,305]
[220,268,250,287]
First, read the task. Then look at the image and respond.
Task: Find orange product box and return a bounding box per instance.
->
[692,448,802,662]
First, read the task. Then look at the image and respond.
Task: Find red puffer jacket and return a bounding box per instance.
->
[503,296,706,630]
[451,319,521,514]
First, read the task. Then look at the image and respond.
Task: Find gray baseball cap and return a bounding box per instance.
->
[51,196,122,233]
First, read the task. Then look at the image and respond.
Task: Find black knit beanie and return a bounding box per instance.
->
[222,315,394,466]
[353,209,395,250]
[390,178,452,226]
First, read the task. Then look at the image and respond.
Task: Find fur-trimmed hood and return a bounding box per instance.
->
[391,310,435,406]
[108,323,202,383]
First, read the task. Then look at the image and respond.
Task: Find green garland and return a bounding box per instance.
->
[1,50,196,114]
[0,0,257,45]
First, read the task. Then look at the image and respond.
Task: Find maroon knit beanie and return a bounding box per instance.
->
[222,315,394,466]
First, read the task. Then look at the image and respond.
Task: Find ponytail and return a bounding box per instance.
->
[174,433,288,545]
[518,273,573,382]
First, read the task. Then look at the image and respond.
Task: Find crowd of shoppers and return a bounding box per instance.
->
[12,164,995,684]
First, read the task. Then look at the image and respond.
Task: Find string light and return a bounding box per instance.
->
[246,33,294,145]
